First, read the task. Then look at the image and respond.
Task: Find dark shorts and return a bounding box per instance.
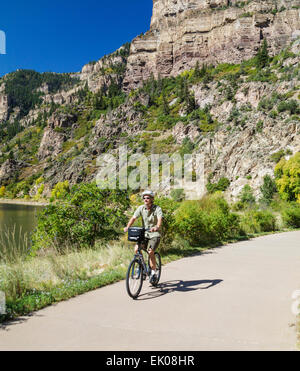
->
[142,237,161,252]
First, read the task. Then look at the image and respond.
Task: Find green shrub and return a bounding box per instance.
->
[170,189,185,202]
[281,203,300,228]
[174,194,241,246]
[155,197,180,250]
[32,183,130,252]
[51,181,70,201]
[231,201,243,211]
[239,185,256,205]
[240,210,277,234]
[179,137,195,155]
[256,120,264,133]
[277,100,299,115]
[206,177,230,193]
[271,150,285,163]
[269,110,278,119]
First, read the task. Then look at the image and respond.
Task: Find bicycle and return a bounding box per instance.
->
[126,227,162,299]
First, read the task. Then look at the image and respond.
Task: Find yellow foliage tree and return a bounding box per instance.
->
[51,181,70,200]
[0,186,5,197]
[275,152,300,203]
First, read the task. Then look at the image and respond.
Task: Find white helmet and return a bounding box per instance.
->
[142,190,155,198]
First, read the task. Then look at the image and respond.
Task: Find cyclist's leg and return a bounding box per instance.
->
[148,237,160,271]
[135,240,148,255]
[134,244,139,254]
[149,249,156,271]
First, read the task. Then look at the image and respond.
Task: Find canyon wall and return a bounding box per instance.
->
[123,0,300,90]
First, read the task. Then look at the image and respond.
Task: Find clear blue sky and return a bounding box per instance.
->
[0,0,153,77]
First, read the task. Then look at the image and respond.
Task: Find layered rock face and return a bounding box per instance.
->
[79,45,130,92]
[123,0,300,90]
[38,112,78,160]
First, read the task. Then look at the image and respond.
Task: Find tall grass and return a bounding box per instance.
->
[0,240,133,302]
[0,224,31,263]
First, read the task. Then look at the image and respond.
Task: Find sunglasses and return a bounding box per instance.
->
[143,197,151,200]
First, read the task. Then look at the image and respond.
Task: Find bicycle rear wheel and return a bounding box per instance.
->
[126,259,143,299]
[148,252,162,287]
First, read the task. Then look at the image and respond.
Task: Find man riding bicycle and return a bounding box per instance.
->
[124,190,163,283]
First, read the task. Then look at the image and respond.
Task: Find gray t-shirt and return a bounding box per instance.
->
[133,204,163,239]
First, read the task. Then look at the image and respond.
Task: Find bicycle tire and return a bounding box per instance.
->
[126,258,143,299]
[148,252,162,287]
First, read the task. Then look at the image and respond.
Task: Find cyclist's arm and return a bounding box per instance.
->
[151,217,162,232]
[151,206,163,232]
[157,217,162,231]
[124,217,136,233]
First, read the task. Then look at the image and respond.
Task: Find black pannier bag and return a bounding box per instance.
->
[128,227,145,242]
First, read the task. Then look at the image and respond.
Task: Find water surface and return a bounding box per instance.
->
[0,203,44,255]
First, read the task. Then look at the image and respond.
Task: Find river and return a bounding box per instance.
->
[0,203,44,258]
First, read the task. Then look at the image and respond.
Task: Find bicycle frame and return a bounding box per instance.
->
[135,243,151,278]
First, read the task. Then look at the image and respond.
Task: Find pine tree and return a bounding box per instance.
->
[178,77,185,103]
[256,39,269,69]
[157,73,163,95]
[200,63,207,78]
[260,175,277,204]
[194,61,201,79]
[162,90,170,115]
[186,92,196,114]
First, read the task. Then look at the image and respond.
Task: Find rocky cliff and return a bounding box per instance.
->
[0,1,298,203]
[123,0,300,90]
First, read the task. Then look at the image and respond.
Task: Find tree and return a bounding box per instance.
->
[186,92,196,114]
[51,181,70,201]
[256,39,269,69]
[162,90,170,115]
[93,91,106,110]
[0,186,5,197]
[275,152,300,203]
[260,175,277,204]
[193,61,201,79]
[178,77,185,103]
[181,79,197,113]
[32,183,130,252]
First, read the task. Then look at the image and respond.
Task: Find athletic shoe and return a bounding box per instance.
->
[150,272,157,284]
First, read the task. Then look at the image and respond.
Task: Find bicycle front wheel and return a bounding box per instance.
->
[126,259,143,299]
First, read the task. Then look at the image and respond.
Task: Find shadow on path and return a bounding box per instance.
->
[137,279,223,301]
[0,315,35,331]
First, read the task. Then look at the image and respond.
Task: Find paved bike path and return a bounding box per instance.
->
[1,231,300,350]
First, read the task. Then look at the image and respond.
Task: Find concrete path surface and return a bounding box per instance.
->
[0,231,300,351]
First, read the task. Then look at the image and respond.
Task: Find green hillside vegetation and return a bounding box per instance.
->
[0,40,299,201]
[3,70,80,118]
